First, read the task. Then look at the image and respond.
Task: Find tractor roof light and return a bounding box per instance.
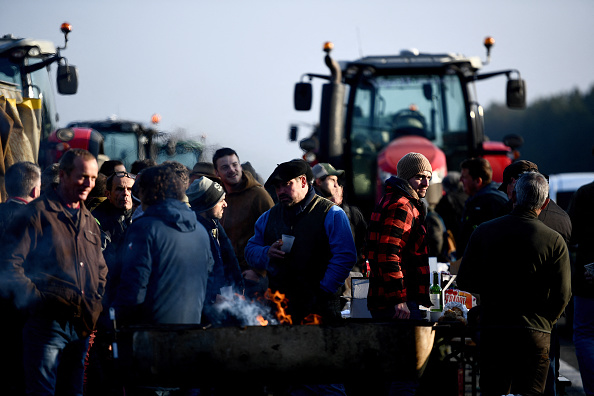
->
[323,42,334,54]
[60,23,72,35]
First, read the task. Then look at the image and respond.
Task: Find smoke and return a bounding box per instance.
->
[210,288,279,327]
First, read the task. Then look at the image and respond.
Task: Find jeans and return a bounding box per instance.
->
[574,296,594,395]
[22,317,90,396]
[479,327,550,396]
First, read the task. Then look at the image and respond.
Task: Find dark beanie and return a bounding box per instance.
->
[186,176,225,212]
[397,152,432,181]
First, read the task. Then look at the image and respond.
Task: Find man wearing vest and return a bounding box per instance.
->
[245,159,356,324]
[245,159,356,395]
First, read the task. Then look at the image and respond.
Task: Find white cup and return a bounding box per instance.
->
[281,234,295,253]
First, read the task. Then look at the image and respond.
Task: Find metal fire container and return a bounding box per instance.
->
[115,319,436,388]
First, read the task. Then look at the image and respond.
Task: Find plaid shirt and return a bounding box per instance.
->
[366,177,431,311]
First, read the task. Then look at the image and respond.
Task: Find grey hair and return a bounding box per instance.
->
[5,161,41,198]
[515,171,549,210]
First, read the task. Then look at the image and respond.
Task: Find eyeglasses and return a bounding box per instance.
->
[108,171,136,181]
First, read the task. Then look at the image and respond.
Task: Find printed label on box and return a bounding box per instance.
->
[444,289,476,310]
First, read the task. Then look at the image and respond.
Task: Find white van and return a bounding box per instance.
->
[548,172,594,211]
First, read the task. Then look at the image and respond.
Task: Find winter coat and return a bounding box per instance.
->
[458,182,508,253]
[194,214,244,325]
[365,176,432,311]
[0,189,108,337]
[568,181,594,297]
[113,199,212,325]
[457,206,571,332]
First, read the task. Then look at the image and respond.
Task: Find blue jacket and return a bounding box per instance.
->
[113,199,212,325]
[245,192,356,294]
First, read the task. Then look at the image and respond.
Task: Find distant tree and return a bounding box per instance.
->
[485,85,594,175]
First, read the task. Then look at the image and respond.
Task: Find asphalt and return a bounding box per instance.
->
[558,316,586,396]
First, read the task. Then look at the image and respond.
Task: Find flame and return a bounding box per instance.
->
[256,315,268,326]
[266,289,292,325]
[301,314,322,325]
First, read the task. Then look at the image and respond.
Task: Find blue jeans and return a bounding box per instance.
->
[574,296,594,395]
[22,317,90,396]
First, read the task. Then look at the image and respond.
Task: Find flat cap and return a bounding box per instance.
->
[265,159,313,188]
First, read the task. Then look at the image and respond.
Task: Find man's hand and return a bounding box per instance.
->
[393,302,410,320]
[267,239,285,259]
[242,269,260,282]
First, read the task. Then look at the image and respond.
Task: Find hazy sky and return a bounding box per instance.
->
[3,1,594,179]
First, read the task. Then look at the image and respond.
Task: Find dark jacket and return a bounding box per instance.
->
[0,189,108,337]
[365,176,432,311]
[458,182,508,253]
[194,213,244,325]
[91,199,133,249]
[91,199,133,310]
[498,199,572,244]
[568,181,594,297]
[113,199,211,325]
[457,206,571,332]
[435,189,468,252]
[0,199,28,243]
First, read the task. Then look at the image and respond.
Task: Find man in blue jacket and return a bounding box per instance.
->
[245,159,356,396]
[113,165,212,325]
[245,159,356,325]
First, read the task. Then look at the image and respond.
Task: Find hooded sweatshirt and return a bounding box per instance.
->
[113,199,213,324]
[221,170,274,272]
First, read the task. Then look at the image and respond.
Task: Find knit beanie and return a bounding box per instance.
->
[397,152,433,181]
[186,176,225,212]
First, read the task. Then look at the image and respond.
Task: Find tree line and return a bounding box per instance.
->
[484,85,594,176]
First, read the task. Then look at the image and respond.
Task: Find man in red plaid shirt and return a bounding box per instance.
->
[366,152,433,321]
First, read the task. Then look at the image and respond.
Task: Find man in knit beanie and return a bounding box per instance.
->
[396,152,433,197]
[187,177,245,325]
[365,151,433,393]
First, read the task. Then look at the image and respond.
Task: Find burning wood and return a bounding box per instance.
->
[302,313,322,325]
[256,315,268,326]
[265,289,292,325]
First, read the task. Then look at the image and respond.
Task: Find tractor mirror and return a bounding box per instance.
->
[506,79,526,109]
[57,64,78,95]
[294,82,312,111]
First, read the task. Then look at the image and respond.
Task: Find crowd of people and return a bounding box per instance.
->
[0,147,591,396]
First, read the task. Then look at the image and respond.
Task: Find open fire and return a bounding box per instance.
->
[212,288,326,327]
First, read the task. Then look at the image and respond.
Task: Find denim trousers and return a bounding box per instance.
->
[22,316,90,396]
[479,327,550,396]
[574,295,594,396]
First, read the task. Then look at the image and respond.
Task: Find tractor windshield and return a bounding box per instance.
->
[101,131,140,170]
[349,73,468,198]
